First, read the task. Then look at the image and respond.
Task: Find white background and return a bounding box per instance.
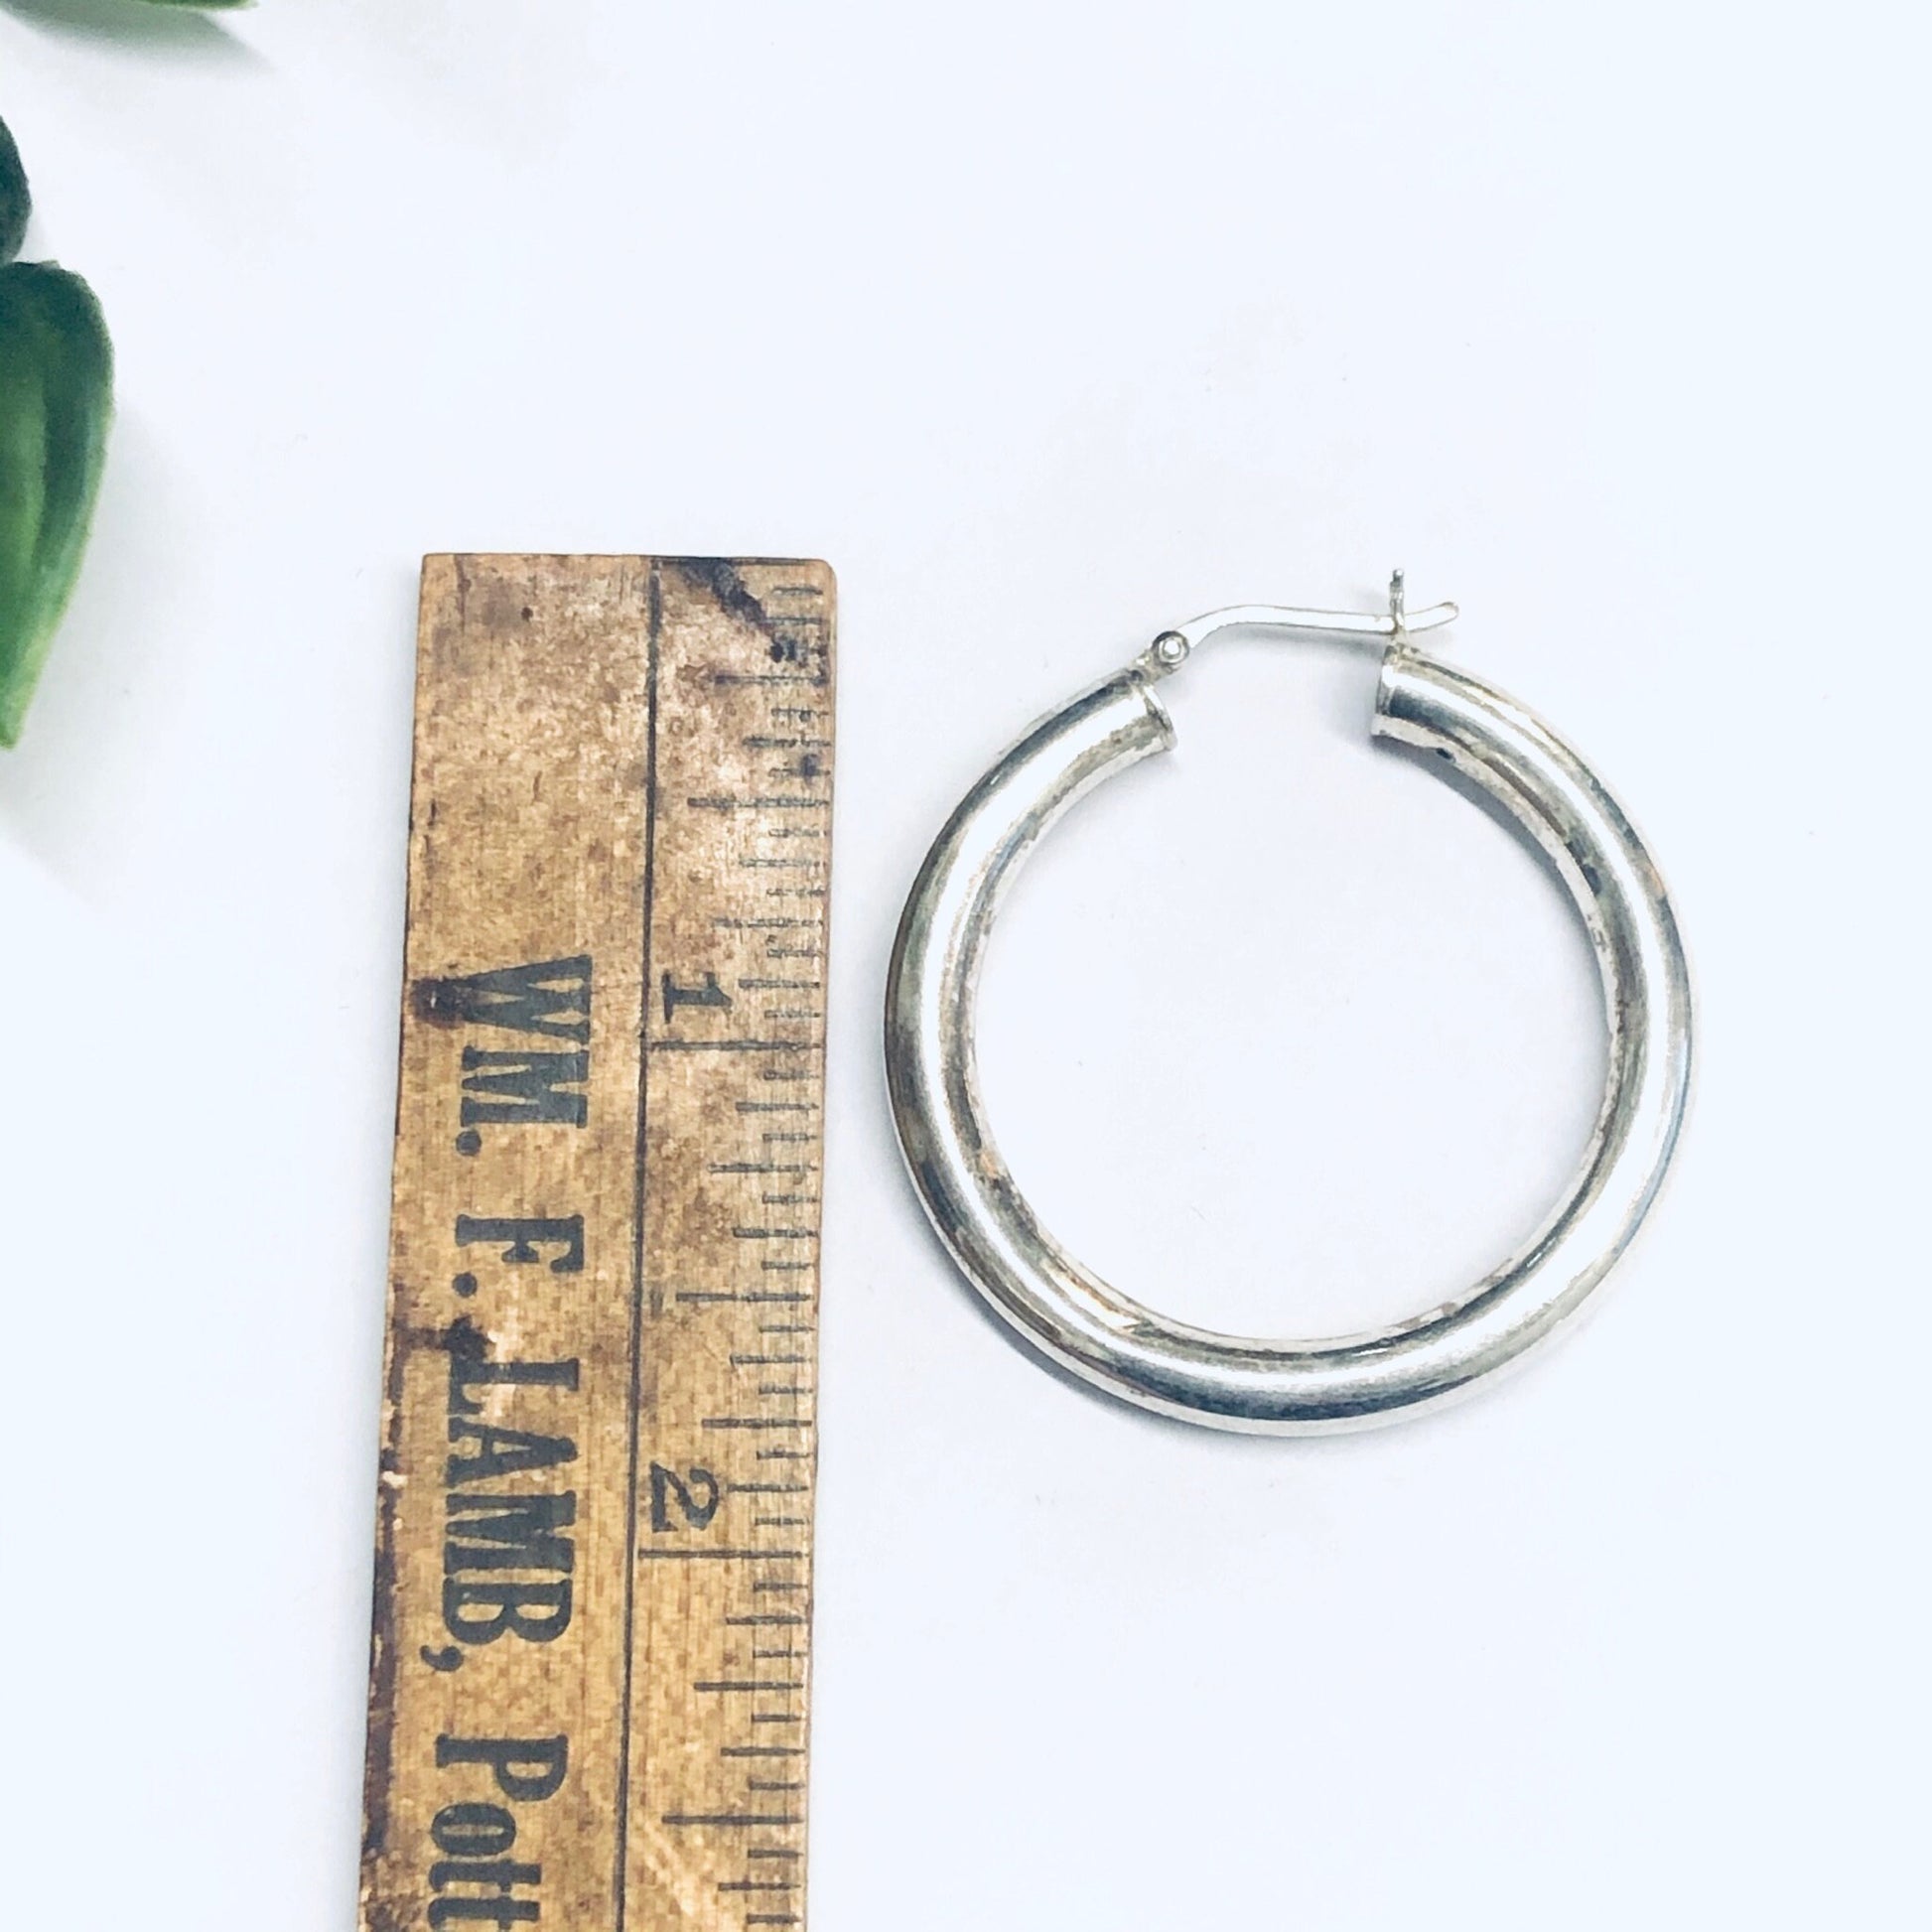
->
[1,4,1925,1926]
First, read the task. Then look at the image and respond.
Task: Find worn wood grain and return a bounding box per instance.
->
[361,555,835,1932]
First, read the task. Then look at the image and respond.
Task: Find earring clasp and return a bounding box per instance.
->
[1144,569,1457,676]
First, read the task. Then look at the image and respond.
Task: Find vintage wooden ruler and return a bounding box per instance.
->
[360,555,834,1932]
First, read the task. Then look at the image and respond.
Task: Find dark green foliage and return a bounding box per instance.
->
[0,259,113,744]
[0,114,27,267]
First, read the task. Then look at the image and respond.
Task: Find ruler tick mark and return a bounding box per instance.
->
[650,1037,814,1053]
[688,794,828,812]
[637,1547,806,1562]
[661,1812,802,1829]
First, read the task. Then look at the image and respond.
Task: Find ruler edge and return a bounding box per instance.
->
[357,551,839,1927]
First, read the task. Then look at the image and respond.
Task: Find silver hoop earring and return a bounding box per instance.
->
[886,573,1692,1435]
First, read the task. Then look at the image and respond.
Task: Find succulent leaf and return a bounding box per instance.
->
[0,115,27,268]
[0,261,113,746]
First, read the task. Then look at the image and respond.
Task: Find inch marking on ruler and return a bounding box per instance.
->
[360,555,835,1932]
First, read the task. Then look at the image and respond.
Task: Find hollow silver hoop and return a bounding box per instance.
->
[885,582,1693,1435]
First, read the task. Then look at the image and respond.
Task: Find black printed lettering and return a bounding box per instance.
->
[459,1049,589,1128]
[446,1493,577,1576]
[442,1579,572,1646]
[661,970,731,1022]
[415,956,592,1042]
[454,1215,585,1274]
[447,1319,579,1417]
[446,1423,579,1486]
[648,1463,721,1532]
[435,1736,569,1803]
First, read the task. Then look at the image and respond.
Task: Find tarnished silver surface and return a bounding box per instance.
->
[885,587,1693,1434]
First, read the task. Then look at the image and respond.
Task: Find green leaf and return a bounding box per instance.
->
[0,261,113,746]
[0,115,28,268]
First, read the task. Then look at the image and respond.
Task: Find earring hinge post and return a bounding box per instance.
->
[1145,570,1456,674]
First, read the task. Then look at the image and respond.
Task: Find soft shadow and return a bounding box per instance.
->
[0,411,193,891]
[0,0,260,63]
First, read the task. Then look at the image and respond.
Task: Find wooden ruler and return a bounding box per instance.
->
[360,555,835,1932]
